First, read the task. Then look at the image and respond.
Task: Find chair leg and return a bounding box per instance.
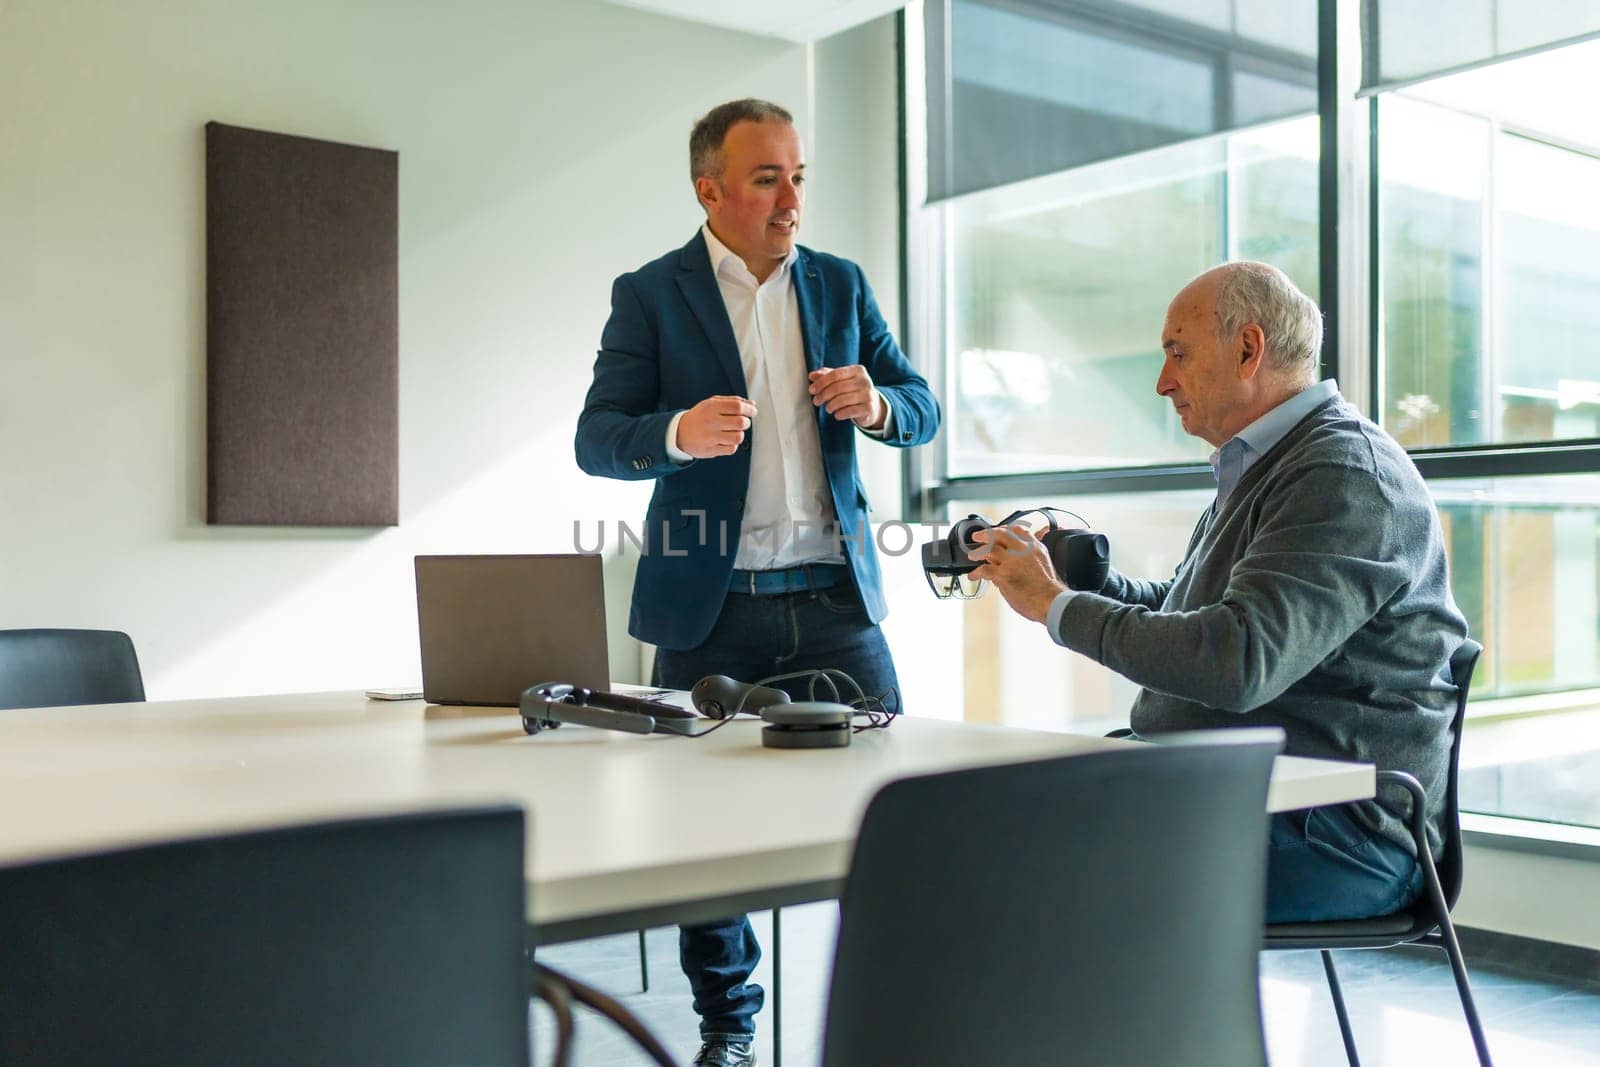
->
[1321,950,1361,1067]
[1414,844,1497,1062]
[637,928,649,994]
[1424,910,1494,1065]
[772,905,783,1067]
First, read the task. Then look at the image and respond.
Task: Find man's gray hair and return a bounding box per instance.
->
[1211,261,1323,381]
[689,98,794,184]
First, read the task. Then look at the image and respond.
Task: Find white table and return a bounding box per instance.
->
[0,691,1372,942]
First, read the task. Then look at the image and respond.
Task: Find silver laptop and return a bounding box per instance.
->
[414,554,610,706]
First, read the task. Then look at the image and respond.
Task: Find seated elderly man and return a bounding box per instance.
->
[972,261,1468,923]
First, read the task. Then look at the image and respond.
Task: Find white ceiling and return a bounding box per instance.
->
[599,0,908,42]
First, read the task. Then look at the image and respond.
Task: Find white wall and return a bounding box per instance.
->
[1456,844,1600,951]
[0,0,907,698]
[810,14,908,520]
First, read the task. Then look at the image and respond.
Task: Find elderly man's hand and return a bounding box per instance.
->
[969,525,1066,624]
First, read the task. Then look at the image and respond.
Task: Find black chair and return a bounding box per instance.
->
[821,729,1285,1066]
[1264,637,1491,1067]
[0,806,534,1066]
[0,627,145,709]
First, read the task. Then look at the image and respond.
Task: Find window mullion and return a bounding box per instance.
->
[1483,119,1501,445]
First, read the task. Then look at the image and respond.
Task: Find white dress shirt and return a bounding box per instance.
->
[663,225,840,569]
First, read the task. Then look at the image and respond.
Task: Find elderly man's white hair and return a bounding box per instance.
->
[1206,261,1323,383]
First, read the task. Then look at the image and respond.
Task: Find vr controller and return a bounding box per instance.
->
[922,507,1110,600]
[520,683,700,736]
[689,674,790,718]
[520,675,855,749]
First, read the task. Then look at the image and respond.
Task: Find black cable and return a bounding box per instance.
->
[681,710,747,739]
[536,963,678,1067]
[676,668,901,739]
[998,505,1091,532]
[529,963,574,1067]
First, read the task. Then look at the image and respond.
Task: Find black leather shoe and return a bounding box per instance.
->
[693,1038,756,1067]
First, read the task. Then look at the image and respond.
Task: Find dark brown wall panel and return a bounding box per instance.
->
[206,122,398,526]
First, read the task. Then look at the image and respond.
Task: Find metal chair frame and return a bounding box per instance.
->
[1264,638,1491,1067]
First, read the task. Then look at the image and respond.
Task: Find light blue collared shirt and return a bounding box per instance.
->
[1044,379,1341,645]
[1209,378,1338,506]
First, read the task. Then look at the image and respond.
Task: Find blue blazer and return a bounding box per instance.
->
[575,232,941,651]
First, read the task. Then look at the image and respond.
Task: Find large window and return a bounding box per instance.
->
[926,0,1317,201]
[909,1,1600,837]
[947,118,1318,476]
[1373,42,1600,829]
[923,0,1320,478]
[1377,45,1600,449]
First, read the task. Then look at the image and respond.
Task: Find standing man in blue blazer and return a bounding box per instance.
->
[575,98,939,1067]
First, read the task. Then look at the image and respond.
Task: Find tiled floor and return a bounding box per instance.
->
[533,903,1600,1066]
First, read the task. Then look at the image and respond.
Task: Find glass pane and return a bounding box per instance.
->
[1434,474,1600,830]
[946,116,1319,476]
[1231,118,1321,282]
[1122,0,1230,32]
[953,4,1214,136]
[1401,36,1600,144]
[1434,476,1600,700]
[1233,68,1318,127]
[928,0,1317,200]
[1234,0,1318,54]
[1496,135,1600,444]
[1376,96,1488,447]
[1377,41,1600,447]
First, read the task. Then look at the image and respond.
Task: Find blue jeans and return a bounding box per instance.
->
[655,577,899,1040]
[1266,803,1424,923]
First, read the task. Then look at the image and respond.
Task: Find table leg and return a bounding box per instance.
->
[772,905,782,1067]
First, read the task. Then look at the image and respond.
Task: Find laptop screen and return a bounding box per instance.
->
[414,554,610,706]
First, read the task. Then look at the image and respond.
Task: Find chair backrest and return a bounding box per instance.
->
[0,806,529,1067]
[1436,637,1484,908]
[0,628,145,709]
[821,730,1284,1067]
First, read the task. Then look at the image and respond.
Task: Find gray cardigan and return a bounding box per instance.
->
[1054,395,1468,856]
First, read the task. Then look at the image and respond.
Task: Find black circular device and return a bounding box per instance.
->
[760,702,854,749]
[1040,527,1111,591]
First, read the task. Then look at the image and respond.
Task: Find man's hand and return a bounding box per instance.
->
[677,395,757,458]
[809,366,886,430]
[969,525,1066,624]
